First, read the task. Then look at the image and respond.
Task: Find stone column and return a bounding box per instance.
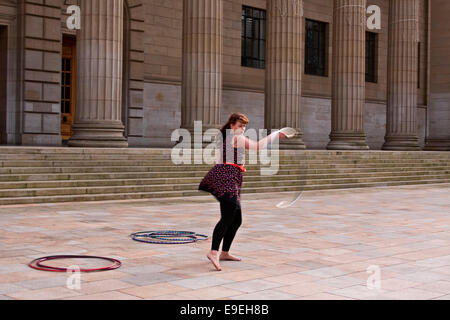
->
[382,0,421,150]
[69,0,128,148]
[327,0,369,150]
[181,0,223,145]
[265,0,305,150]
[424,0,450,151]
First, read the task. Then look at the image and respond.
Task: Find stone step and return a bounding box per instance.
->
[2,158,450,168]
[1,173,449,198]
[0,146,448,158]
[0,179,449,206]
[1,170,450,190]
[0,151,449,161]
[0,154,173,161]
[0,147,172,155]
[0,166,449,182]
[1,161,449,175]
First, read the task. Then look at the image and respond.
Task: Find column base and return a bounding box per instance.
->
[68,121,128,148]
[279,133,306,150]
[424,138,450,151]
[382,136,421,151]
[327,132,369,150]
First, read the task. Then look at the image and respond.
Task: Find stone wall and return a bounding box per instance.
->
[21,0,62,146]
[143,82,181,147]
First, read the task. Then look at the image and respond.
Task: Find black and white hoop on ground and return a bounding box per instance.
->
[130,230,209,244]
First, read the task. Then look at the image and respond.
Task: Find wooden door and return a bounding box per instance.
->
[61,36,76,141]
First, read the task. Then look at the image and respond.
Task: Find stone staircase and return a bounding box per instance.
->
[0,147,449,205]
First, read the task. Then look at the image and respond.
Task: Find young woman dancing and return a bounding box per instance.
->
[198,112,287,271]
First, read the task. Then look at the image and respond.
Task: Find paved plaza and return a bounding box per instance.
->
[0,184,450,300]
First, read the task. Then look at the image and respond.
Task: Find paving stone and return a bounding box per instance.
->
[316,275,366,289]
[0,264,31,274]
[71,279,134,295]
[264,272,321,285]
[0,283,25,295]
[120,264,170,274]
[215,270,271,282]
[119,283,189,299]
[222,279,284,293]
[300,266,351,278]
[64,291,142,300]
[277,281,336,297]
[327,285,388,300]
[170,275,233,290]
[396,271,450,283]
[121,272,183,286]
[6,287,82,300]
[176,286,244,299]
[295,292,355,300]
[378,278,421,291]
[384,288,446,300]
[16,276,68,290]
[230,289,297,300]
[413,281,450,294]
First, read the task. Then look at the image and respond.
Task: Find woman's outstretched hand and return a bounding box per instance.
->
[278,127,297,140]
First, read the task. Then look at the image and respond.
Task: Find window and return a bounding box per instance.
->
[241,6,266,69]
[365,32,378,83]
[305,19,327,76]
[61,57,72,115]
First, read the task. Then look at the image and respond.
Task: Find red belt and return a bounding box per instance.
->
[224,162,246,173]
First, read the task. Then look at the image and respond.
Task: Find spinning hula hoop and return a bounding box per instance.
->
[131,230,209,244]
[274,127,306,209]
[28,255,122,273]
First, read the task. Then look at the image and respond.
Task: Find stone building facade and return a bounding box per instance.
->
[0,0,448,150]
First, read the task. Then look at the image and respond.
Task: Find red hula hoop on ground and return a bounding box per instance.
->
[28,255,122,273]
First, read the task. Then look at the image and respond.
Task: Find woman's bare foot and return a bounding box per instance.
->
[207,250,222,271]
[219,251,242,261]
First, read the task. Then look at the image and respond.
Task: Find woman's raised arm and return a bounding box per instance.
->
[235,131,286,151]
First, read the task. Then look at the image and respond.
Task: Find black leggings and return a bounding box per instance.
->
[211,199,242,252]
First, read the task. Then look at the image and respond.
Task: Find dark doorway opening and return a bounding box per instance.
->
[0,26,8,145]
[61,34,76,143]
